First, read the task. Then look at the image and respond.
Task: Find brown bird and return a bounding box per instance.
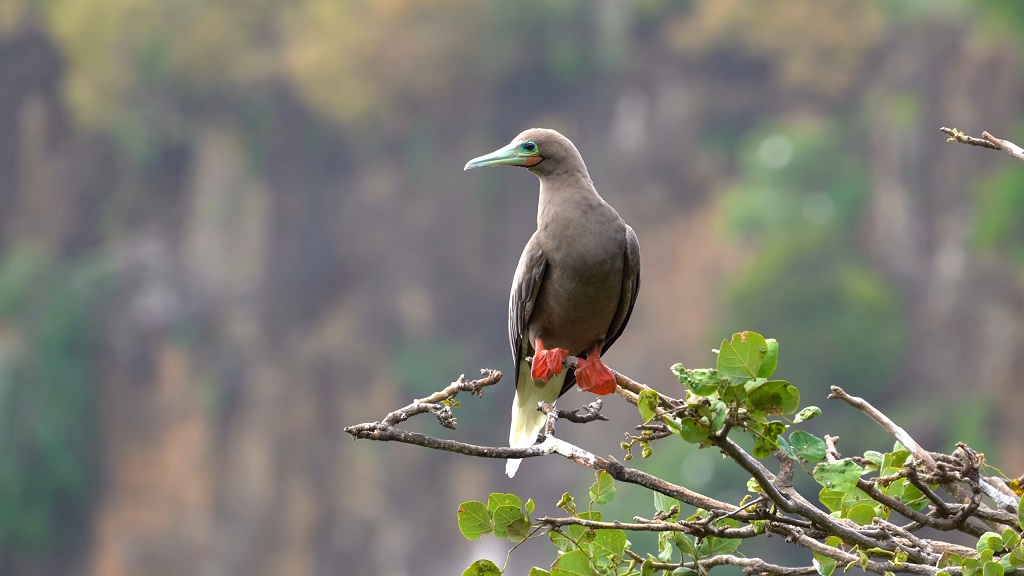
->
[465,128,641,477]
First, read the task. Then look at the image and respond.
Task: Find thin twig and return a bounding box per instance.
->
[940,127,1024,162]
[982,131,1024,162]
[537,515,759,538]
[941,127,1001,150]
[828,386,937,469]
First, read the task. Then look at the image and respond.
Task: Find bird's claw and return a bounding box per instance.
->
[531,347,569,382]
[575,356,617,395]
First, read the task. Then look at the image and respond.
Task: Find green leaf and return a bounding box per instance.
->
[457,501,492,540]
[566,511,600,548]
[491,504,523,539]
[654,492,680,521]
[717,331,770,383]
[776,435,798,460]
[641,559,655,576]
[814,536,843,576]
[526,498,535,516]
[673,532,699,561]
[752,421,787,457]
[979,532,1005,553]
[529,569,552,576]
[671,569,700,576]
[747,477,764,494]
[591,529,627,560]
[983,560,1005,576]
[846,503,879,526]
[1017,495,1024,531]
[789,430,827,462]
[697,519,742,556]
[746,380,800,414]
[881,449,910,476]
[1001,528,1019,549]
[658,531,674,562]
[794,406,821,424]
[812,459,866,491]
[862,451,885,468]
[550,530,573,553]
[552,549,593,576]
[813,552,837,576]
[463,559,502,576]
[678,367,727,396]
[590,471,616,506]
[488,493,524,514]
[1007,544,1024,567]
[697,535,742,557]
[757,338,779,377]
[676,417,711,443]
[708,399,728,431]
[558,493,577,515]
[818,489,844,513]
[638,389,659,423]
[507,518,530,543]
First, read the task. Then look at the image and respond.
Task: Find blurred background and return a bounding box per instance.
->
[1,0,1023,574]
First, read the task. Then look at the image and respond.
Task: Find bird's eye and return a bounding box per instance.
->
[521,141,537,153]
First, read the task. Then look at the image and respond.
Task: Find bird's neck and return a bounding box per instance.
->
[536,170,601,224]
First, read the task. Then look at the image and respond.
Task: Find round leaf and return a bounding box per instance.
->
[846,503,879,526]
[790,430,827,462]
[552,549,592,576]
[717,331,770,383]
[457,501,492,540]
[638,389,659,423]
[492,504,525,539]
[463,559,502,576]
[812,459,866,491]
[794,406,821,424]
[677,417,711,443]
[590,470,616,506]
[746,380,800,414]
[591,529,627,560]
[757,338,779,378]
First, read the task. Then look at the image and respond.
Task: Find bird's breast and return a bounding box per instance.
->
[528,246,623,355]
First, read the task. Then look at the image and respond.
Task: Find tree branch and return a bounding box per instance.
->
[538,515,760,539]
[828,386,936,469]
[941,127,1024,162]
[347,366,1011,576]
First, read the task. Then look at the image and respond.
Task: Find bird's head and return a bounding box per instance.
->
[464,128,585,177]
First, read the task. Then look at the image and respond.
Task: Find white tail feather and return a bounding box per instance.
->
[506,362,565,477]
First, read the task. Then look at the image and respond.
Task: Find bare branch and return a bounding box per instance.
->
[549,398,609,423]
[828,386,936,469]
[941,127,1001,150]
[350,369,503,431]
[700,555,819,576]
[941,127,1024,162]
[983,131,1024,162]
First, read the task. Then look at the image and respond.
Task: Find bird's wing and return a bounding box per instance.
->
[509,233,547,385]
[602,224,642,355]
[556,223,640,398]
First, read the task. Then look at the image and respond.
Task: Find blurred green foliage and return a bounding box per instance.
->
[722,121,906,395]
[0,247,107,551]
[973,164,1024,265]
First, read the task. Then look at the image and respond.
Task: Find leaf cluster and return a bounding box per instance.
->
[455,331,1024,576]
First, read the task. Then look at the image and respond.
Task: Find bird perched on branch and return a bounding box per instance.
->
[465,129,641,477]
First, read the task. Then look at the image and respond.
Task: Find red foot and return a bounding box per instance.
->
[575,355,617,395]
[531,345,569,383]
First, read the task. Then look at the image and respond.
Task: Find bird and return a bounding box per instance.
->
[464,128,641,477]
